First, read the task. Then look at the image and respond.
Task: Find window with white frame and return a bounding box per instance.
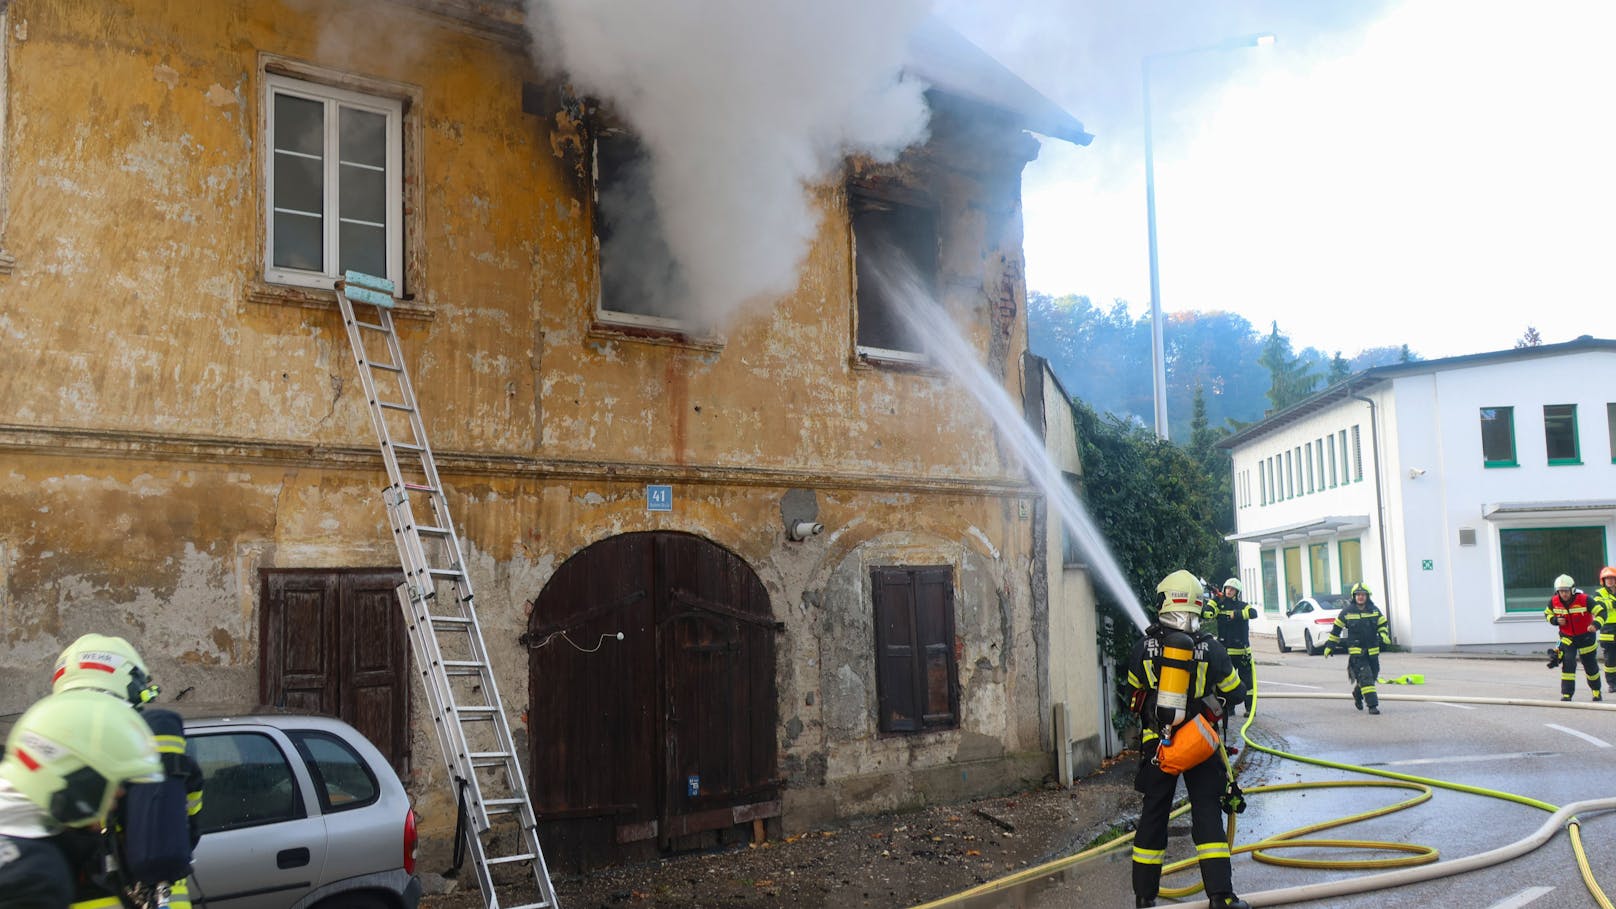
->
[264,74,403,291]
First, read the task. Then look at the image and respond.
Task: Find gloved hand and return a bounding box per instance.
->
[1551,615,1563,625]
[1323,646,1334,658]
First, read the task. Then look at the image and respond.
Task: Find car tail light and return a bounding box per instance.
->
[404,808,418,875]
[1315,617,1336,625]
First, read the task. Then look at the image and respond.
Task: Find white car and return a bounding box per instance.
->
[1274,594,1350,655]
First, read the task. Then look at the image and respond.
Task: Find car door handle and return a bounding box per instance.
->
[277,847,310,869]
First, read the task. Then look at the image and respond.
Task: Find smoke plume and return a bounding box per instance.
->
[527,1,935,330]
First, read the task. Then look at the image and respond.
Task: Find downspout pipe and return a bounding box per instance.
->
[1349,389,1394,640]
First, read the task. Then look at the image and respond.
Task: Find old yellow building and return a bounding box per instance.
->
[0,0,1107,871]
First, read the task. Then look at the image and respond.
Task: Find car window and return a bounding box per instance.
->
[1291,602,1310,615]
[188,731,305,834]
[1317,595,1350,611]
[289,730,380,813]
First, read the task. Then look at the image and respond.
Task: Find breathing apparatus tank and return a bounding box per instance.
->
[1153,569,1206,744]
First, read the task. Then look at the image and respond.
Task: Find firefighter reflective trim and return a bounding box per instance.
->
[1216,667,1242,694]
[1193,660,1209,694]
[1579,641,1599,655]
[1225,646,1252,657]
[155,734,186,755]
[1359,683,1378,697]
[1195,841,1232,861]
[187,789,204,815]
[1133,845,1166,866]
[169,878,192,909]
[1345,645,1382,656]
[1562,672,1577,681]
[1127,669,1144,689]
[68,898,121,908]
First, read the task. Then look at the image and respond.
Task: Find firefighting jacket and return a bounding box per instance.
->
[1207,594,1258,654]
[1592,588,1616,644]
[1546,591,1595,638]
[1325,602,1389,655]
[1125,629,1245,746]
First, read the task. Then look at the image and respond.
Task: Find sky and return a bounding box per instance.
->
[936,0,1616,360]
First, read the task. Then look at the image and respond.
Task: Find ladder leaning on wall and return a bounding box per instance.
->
[333,270,560,909]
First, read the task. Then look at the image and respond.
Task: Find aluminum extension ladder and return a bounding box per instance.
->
[334,270,559,909]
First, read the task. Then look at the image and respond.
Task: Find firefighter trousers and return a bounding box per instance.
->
[1347,653,1379,709]
[1132,744,1234,902]
[1600,640,1616,691]
[1558,632,1600,698]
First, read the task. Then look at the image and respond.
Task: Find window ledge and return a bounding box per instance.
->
[1483,460,1519,468]
[1547,458,1583,466]
[586,318,723,351]
[852,349,946,376]
[247,281,434,321]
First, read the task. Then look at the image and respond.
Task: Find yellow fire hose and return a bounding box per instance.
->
[912,683,1616,909]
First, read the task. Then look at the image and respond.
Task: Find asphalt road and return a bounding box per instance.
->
[944,642,1616,909]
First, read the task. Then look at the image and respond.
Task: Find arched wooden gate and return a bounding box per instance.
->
[525,532,780,868]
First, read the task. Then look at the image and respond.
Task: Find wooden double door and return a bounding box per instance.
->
[526,532,779,868]
[259,568,409,772]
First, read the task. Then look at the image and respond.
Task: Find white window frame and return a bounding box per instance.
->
[589,126,690,332]
[263,73,403,291]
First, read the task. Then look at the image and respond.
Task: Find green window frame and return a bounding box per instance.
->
[1480,406,1518,467]
[1337,539,1363,591]
[1607,403,1616,464]
[1258,461,1267,506]
[1305,442,1315,493]
[1328,435,1339,487]
[1282,546,1303,604]
[1499,526,1607,613]
[1544,404,1581,465]
[1308,542,1330,595]
[1261,549,1280,615]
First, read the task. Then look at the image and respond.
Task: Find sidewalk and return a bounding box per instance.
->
[420,753,1143,909]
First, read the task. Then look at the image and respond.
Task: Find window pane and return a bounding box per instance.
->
[274,93,324,156]
[1305,442,1315,493]
[1283,546,1303,603]
[1544,404,1578,461]
[274,211,323,271]
[596,131,685,320]
[339,106,387,168]
[1338,539,1363,590]
[189,732,301,834]
[1309,543,1330,595]
[340,221,386,279]
[290,730,379,812]
[275,153,324,217]
[1352,426,1363,480]
[1328,436,1338,486]
[1480,406,1515,463]
[1608,403,1616,461]
[1261,549,1279,614]
[1500,526,1606,613]
[853,192,938,354]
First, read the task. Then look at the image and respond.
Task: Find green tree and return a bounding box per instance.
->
[1329,351,1351,384]
[1516,326,1543,348]
[1258,322,1319,413]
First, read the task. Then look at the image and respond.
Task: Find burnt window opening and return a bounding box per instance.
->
[872,566,959,733]
[850,187,939,360]
[592,125,689,327]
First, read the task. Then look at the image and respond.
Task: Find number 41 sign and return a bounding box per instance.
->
[646,485,673,513]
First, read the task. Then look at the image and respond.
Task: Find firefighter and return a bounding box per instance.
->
[1545,575,1602,701]
[1207,578,1258,716]
[52,634,204,908]
[1322,584,1390,714]
[1125,569,1250,909]
[0,690,163,909]
[1591,566,1616,694]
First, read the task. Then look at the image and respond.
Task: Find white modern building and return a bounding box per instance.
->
[1219,337,1616,653]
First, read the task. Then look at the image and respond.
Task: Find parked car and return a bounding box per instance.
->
[1274,594,1350,655]
[183,710,422,909]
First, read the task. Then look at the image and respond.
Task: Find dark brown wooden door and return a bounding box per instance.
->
[528,532,777,867]
[261,569,410,772]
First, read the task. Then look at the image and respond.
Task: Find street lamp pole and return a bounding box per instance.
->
[1142,33,1274,442]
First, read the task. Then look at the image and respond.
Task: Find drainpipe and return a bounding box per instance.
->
[1349,390,1394,641]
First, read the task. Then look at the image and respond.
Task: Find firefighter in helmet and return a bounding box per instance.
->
[1591,567,1616,695]
[1206,577,1258,716]
[1124,569,1250,909]
[1545,575,1602,701]
[0,690,163,908]
[53,634,204,908]
[1323,583,1390,713]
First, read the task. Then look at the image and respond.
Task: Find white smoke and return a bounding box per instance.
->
[527,1,934,329]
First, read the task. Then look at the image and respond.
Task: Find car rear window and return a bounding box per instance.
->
[189,732,306,834]
[1316,595,1350,610]
[289,730,380,813]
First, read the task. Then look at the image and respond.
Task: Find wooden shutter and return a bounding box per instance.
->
[873,566,957,733]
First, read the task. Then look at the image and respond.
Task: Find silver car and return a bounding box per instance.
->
[184,711,422,909]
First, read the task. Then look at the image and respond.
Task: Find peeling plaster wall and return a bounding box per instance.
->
[0,0,1058,854]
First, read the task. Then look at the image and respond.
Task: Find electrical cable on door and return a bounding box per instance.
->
[528,631,625,653]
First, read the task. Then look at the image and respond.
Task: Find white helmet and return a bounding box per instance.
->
[1554,574,1575,591]
[1155,569,1204,632]
[52,633,160,707]
[0,690,162,827]
[1222,578,1242,594]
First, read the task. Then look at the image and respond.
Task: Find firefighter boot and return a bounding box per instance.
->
[1353,687,1363,710]
[1136,898,1156,908]
[1209,894,1252,909]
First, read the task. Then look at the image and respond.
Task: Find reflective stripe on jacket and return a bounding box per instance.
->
[1326,602,1389,655]
[1546,591,1595,638]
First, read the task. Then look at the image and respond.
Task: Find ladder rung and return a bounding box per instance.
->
[442,660,486,675]
[378,401,415,412]
[484,797,527,808]
[468,751,513,764]
[368,361,403,373]
[428,615,471,627]
[352,319,389,333]
[484,852,537,866]
[391,441,425,452]
[415,525,451,535]
[402,482,436,492]
[455,706,499,716]
[504,902,554,909]
[428,568,466,579]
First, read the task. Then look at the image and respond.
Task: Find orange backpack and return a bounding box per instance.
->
[1156,714,1220,774]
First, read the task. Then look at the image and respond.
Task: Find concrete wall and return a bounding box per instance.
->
[0,0,1066,855]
